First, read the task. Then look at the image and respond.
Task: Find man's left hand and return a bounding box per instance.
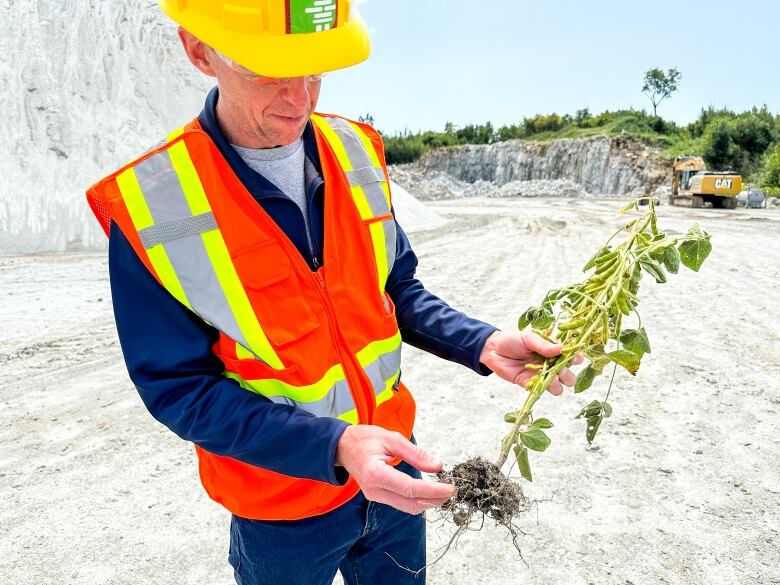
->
[479,330,583,396]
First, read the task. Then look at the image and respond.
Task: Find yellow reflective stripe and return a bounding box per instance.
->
[225,362,347,402]
[116,168,154,231]
[167,140,211,216]
[168,139,284,370]
[369,221,389,294]
[356,331,402,367]
[235,342,254,360]
[312,116,353,170]
[115,167,190,308]
[146,246,192,308]
[313,116,375,220]
[167,126,186,142]
[201,230,283,369]
[349,121,392,209]
[350,186,375,220]
[339,410,358,425]
[337,376,396,424]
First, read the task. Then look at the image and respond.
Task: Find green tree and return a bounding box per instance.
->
[642,67,682,116]
[761,146,780,195]
[702,118,743,172]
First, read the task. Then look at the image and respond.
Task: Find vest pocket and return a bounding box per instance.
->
[231,240,320,347]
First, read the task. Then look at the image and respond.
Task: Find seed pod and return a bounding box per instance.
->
[622,287,639,302]
[532,329,556,343]
[595,256,619,275]
[524,363,543,370]
[617,293,631,316]
[601,313,610,342]
[594,249,620,265]
[526,374,541,388]
[562,343,580,353]
[558,318,586,331]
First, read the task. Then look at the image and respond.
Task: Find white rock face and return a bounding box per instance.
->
[391,165,587,201]
[411,135,672,198]
[0,1,445,253]
[0,1,211,254]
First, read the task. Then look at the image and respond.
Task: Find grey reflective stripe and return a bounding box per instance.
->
[324,118,392,218]
[265,379,355,418]
[346,166,386,188]
[361,344,402,406]
[380,214,396,276]
[263,345,402,419]
[138,212,217,249]
[134,150,265,364]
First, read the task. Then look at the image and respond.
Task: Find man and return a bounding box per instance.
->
[86,1,579,583]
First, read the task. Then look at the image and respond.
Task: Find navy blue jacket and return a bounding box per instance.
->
[109,87,497,485]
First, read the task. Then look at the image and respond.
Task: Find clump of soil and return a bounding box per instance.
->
[436,457,531,555]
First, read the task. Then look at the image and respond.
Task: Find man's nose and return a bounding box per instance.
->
[281,78,312,108]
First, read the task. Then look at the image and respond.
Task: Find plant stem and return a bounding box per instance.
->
[496,205,658,469]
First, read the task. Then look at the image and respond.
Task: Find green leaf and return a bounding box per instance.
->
[576,399,604,419]
[620,201,638,214]
[678,226,712,272]
[592,354,612,373]
[662,246,680,274]
[518,307,538,331]
[532,418,554,429]
[639,259,667,284]
[583,246,611,272]
[619,328,652,359]
[575,365,598,393]
[577,400,613,443]
[515,445,532,482]
[520,427,551,452]
[584,343,605,359]
[585,415,603,443]
[607,349,641,375]
[531,308,555,329]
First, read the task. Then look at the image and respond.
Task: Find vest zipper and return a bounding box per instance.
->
[313,268,373,424]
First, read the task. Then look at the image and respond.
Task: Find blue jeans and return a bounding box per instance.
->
[228,460,427,585]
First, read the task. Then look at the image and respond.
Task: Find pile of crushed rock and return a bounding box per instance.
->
[390,165,586,201]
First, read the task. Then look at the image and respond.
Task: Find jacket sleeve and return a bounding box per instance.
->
[108,222,349,485]
[386,219,498,375]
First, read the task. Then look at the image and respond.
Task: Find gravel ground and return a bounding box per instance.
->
[2,198,779,585]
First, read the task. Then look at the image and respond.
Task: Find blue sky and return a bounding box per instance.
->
[317,0,780,134]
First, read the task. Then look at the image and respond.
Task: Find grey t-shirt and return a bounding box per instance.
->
[232,139,314,251]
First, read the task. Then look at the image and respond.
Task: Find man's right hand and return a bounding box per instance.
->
[335,425,455,515]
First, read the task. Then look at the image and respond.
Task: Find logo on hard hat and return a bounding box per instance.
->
[288,0,338,34]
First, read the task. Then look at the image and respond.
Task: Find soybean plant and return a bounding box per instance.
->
[498,198,712,479]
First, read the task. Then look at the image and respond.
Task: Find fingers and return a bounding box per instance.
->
[571,352,585,365]
[558,366,576,387]
[545,378,564,396]
[368,487,450,515]
[386,433,444,473]
[521,331,563,358]
[371,462,455,502]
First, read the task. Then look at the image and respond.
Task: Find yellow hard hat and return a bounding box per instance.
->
[158,0,371,78]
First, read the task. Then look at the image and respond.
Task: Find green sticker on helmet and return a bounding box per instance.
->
[289,0,337,34]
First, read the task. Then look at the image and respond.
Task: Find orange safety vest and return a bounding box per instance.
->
[86,113,416,520]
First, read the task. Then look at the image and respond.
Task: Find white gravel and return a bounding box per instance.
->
[2,199,779,585]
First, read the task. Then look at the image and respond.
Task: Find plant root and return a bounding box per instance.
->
[436,456,531,558]
[386,457,534,576]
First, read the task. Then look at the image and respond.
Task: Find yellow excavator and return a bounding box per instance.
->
[670,156,742,209]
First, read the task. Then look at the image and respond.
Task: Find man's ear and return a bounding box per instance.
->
[177,27,217,78]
